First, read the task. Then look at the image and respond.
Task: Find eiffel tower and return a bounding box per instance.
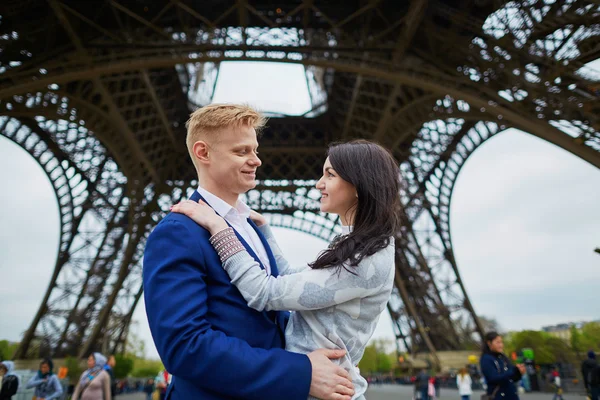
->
[1,1,598,364]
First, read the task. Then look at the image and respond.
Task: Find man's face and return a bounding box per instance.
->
[204,125,261,196]
[108,356,116,368]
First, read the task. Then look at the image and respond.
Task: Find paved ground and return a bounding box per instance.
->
[365,385,587,400]
[116,386,588,400]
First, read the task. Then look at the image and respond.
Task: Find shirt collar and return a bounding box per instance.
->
[197,186,250,220]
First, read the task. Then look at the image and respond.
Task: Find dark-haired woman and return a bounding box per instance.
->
[26,359,63,400]
[480,332,526,400]
[172,140,400,400]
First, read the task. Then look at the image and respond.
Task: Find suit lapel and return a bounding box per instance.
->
[247,218,279,277]
[190,190,267,271]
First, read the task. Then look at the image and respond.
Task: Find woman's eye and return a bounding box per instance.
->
[328,172,334,177]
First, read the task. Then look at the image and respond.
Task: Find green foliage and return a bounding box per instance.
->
[113,354,134,379]
[505,330,575,364]
[131,358,164,378]
[358,339,396,375]
[65,356,83,383]
[581,322,600,350]
[358,344,378,375]
[0,340,19,360]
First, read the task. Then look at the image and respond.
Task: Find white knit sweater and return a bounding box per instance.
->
[221,225,395,400]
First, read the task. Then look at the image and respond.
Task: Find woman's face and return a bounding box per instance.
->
[316,157,357,222]
[40,363,50,375]
[87,355,96,369]
[0,366,6,376]
[488,336,504,353]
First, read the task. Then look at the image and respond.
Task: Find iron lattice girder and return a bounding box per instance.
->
[1,0,599,359]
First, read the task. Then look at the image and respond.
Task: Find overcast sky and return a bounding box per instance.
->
[0,62,599,360]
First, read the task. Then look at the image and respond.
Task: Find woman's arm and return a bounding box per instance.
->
[26,375,43,389]
[481,355,516,386]
[215,228,393,311]
[45,375,63,400]
[71,381,82,400]
[103,373,111,400]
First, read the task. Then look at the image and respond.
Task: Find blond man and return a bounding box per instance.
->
[144,104,353,400]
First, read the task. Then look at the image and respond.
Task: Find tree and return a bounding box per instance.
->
[65,356,83,384]
[113,354,134,379]
[571,325,583,359]
[0,340,19,360]
[581,322,600,351]
[505,330,574,364]
[479,316,503,334]
[358,344,378,375]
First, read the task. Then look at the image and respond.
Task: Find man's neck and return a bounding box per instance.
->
[198,181,238,207]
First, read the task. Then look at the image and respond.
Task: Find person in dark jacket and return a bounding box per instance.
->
[0,361,20,400]
[480,332,526,400]
[415,369,430,400]
[103,355,117,400]
[582,351,600,400]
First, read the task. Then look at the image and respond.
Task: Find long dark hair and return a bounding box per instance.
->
[482,331,501,355]
[310,140,401,271]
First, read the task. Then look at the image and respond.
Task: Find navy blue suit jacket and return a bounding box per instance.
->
[143,191,312,400]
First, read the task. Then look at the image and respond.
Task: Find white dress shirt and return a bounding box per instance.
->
[197,187,271,275]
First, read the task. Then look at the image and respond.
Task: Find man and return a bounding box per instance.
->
[583,351,600,400]
[143,104,354,400]
[104,354,117,399]
[415,369,430,400]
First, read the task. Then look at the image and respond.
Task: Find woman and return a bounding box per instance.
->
[26,359,63,400]
[72,353,111,400]
[0,361,19,400]
[172,140,401,400]
[456,367,472,400]
[480,332,525,400]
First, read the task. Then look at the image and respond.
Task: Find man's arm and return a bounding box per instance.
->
[145,218,322,400]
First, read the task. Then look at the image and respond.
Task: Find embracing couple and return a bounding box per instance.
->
[143,104,401,400]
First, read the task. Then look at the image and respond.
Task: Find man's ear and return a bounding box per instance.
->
[193,141,210,164]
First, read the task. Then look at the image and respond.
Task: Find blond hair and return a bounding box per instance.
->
[185,103,267,166]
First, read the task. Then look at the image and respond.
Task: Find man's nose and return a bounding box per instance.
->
[250,153,262,166]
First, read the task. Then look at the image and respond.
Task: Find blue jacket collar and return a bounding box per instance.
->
[189,191,279,277]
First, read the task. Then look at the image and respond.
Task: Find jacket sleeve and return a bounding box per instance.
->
[481,355,516,386]
[26,375,43,388]
[143,219,312,400]
[0,376,19,398]
[45,375,63,400]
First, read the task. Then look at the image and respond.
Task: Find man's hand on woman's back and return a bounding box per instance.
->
[308,349,355,400]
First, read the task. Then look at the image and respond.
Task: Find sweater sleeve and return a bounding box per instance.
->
[222,246,393,312]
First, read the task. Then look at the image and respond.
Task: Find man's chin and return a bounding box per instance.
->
[242,181,257,191]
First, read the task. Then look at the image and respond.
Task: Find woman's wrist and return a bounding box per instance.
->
[208,218,228,236]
